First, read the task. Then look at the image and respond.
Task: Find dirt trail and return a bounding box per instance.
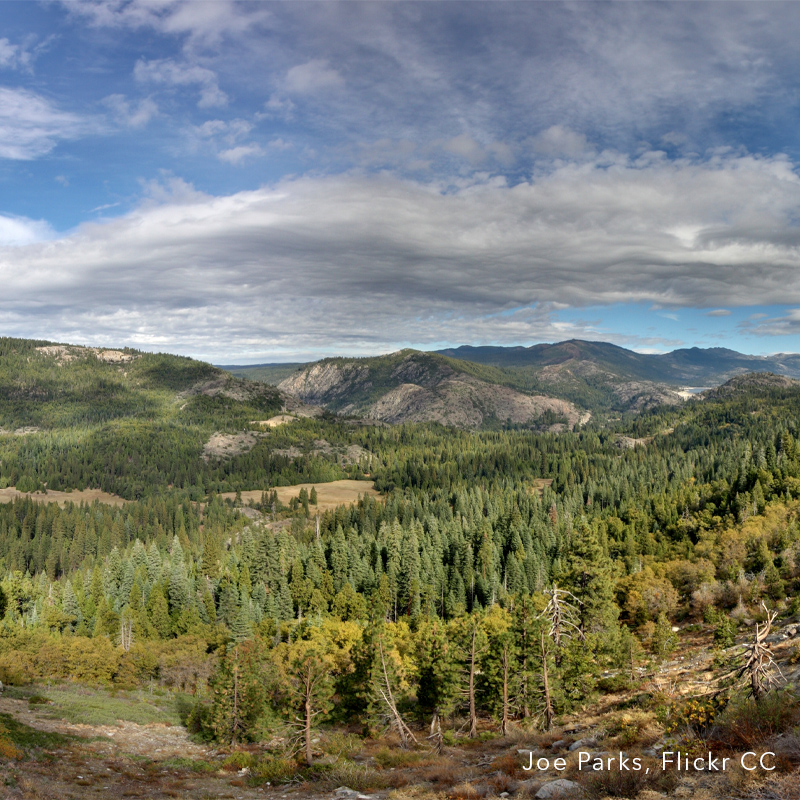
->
[0,697,365,800]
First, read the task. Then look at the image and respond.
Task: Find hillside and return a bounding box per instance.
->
[278,349,584,430]
[0,337,354,499]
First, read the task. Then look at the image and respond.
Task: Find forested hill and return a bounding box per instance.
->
[0,337,341,499]
[276,349,584,429]
[4,335,800,765]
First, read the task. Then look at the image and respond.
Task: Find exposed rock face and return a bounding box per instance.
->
[181,374,320,417]
[279,351,583,430]
[279,361,373,407]
[365,378,579,429]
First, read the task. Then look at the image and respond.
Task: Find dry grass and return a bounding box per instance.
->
[0,487,127,507]
[447,781,487,800]
[490,752,529,779]
[219,479,381,511]
[746,772,800,799]
[419,762,462,787]
[576,759,678,799]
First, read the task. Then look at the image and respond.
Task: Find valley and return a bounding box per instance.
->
[1,335,800,800]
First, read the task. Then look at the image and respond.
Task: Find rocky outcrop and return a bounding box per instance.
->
[279,351,583,430]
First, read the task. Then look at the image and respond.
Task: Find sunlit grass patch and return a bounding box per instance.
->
[38,685,185,727]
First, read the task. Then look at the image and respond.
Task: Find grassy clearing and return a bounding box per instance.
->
[38,685,186,727]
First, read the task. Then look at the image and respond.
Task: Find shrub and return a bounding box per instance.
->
[322,731,363,760]
[250,755,298,783]
[579,760,677,799]
[712,691,799,749]
[223,751,256,771]
[665,695,727,737]
[597,674,630,693]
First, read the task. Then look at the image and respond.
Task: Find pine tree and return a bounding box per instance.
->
[209,641,267,744]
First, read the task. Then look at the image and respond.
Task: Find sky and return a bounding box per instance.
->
[4,2,800,362]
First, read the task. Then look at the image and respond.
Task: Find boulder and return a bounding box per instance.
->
[535,779,583,798]
[568,738,596,751]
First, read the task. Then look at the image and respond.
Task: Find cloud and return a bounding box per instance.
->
[64,0,270,47]
[218,144,264,165]
[134,58,227,108]
[0,214,53,246]
[284,59,344,94]
[103,94,158,128]
[0,87,95,159]
[530,126,591,159]
[740,309,800,338]
[706,309,731,317]
[4,151,800,358]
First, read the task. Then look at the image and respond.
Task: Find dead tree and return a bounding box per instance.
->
[736,603,784,702]
[427,712,443,755]
[117,614,133,652]
[538,632,554,731]
[465,622,488,738]
[540,583,582,665]
[377,637,418,749]
[499,639,512,736]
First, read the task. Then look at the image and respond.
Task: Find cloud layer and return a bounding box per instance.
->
[3,149,800,359]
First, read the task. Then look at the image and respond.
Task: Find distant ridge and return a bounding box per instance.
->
[435,340,800,385]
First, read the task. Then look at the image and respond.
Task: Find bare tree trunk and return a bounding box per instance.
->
[304,692,313,765]
[231,665,240,745]
[541,633,553,731]
[378,637,418,749]
[468,627,478,738]
[428,711,443,754]
[501,644,510,736]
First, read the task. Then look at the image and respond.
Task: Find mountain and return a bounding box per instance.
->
[225,340,800,421]
[438,340,800,384]
[278,349,583,430]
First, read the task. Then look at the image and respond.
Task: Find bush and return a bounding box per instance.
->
[712,691,799,748]
[597,674,630,693]
[250,755,299,783]
[321,731,363,760]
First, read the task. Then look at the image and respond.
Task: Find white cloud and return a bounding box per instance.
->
[530,126,591,159]
[103,94,158,128]
[4,152,800,357]
[218,144,264,165]
[0,87,95,159]
[0,214,53,246]
[285,60,344,94]
[134,58,227,108]
[64,1,270,46]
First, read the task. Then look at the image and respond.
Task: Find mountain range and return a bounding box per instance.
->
[221,340,800,427]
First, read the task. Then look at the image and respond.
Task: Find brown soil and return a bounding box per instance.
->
[0,488,127,508]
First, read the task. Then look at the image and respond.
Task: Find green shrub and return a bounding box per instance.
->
[250,755,299,783]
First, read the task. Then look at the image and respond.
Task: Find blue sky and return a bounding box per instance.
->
[3,2,800,361]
